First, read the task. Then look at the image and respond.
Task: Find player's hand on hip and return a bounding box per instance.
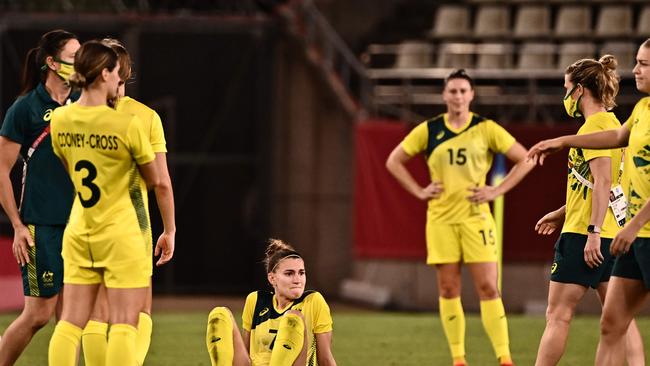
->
[467,185,499,204]
[418,181,443,201]
[155,231,175,266]
[583,234,604,268]
[12,224,34,266]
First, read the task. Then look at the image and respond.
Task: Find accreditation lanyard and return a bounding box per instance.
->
[569,152,626,227]
[18,125,51,211]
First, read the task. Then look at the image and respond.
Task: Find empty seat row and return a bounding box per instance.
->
[393,41,638,70]
[431,4,650,38]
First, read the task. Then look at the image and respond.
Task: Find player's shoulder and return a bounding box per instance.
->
[117,96,155,116]
[303,290,327,304]
[636,97,650,110]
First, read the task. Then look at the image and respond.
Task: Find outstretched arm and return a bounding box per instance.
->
[528,127,630,165]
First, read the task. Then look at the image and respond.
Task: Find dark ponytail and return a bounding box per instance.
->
[20,29,77,95]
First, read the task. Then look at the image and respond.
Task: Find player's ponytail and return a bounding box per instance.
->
[264,238,302,273]
[565,56,620,111]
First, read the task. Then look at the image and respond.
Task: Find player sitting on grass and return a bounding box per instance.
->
[206,239,337,366]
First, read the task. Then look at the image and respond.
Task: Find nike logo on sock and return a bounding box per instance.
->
[211,336,221,343]
[283,344,292,350]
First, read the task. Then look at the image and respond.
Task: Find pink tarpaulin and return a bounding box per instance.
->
[0,236,24,311]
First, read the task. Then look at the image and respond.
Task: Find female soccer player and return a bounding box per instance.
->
[46,40,169,366]
[532,55,644,366]
[385,69,535,366]
[80,38,176,366]
[206,239,337,366]
[0,29,79,366]
[528,39,650,366]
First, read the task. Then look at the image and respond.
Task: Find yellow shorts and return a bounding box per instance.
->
[62,228,151,288]
[426,214,498,264]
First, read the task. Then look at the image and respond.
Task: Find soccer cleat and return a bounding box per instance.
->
[452,356,467,366]
[499,355,514,366]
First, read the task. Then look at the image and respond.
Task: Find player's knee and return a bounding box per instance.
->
[284,310,304,321]
[475,281,499,299]
[438,281,461,298]
[545,304,574,324]
[600,312,627,337]
[24,310,52,329]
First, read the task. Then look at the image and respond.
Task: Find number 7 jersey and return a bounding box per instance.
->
[50,103,154,268]
[401,113,515,224]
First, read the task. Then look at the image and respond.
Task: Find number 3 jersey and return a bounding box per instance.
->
[401,113,515,224]
[242,290,333,366]
[50,103,154,268]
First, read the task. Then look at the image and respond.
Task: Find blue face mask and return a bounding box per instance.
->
[563,84,583,118]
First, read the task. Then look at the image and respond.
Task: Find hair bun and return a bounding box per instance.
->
[265,238,294,259]
[67,72,86,88]
[599,54,618,71]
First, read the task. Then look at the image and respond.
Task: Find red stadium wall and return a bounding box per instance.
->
[354,120,579,262]
[0,236,24,311]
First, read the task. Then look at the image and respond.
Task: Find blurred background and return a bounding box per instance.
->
[1,0,649,315]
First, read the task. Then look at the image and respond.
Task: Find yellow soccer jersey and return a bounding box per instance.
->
[622,97,650,237]
[401,113,516,223]
[116,96,167,153]
[242,290,333,366]
[51,103,154,267]
[562,112,623,238]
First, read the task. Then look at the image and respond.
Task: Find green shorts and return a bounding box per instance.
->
[550,233,615,289]
[612,237,650,289]
[20,224,64,297]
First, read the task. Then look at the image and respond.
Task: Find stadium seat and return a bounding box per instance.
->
[474,5,510,38]
[514,5,551,38]
[517,42,555,70]
[639,6,650,36]
[437,42,475,69]
[555,5,592,37]
[430,5,470,38]
[476,43,514,69]
[394,41,433,68]
[558,42,596,70]
[595,5,633,37]
[600,42,636,71]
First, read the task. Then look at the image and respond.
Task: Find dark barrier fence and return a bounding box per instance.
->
[0,15,280,294]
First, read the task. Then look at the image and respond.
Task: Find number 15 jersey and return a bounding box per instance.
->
[51,103,154,268]
[401,113,515,224]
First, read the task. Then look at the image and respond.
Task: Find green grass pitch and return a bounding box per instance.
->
[1,311,649,365]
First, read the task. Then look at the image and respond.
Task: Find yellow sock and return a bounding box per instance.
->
[480,298,511,361]
[206,307,234,366]
[439,297,466,360]
[106,324,137,366]
[82,320,108,366]
[136,312,153,366]
[48,320,82,366]
[269,313,304,366]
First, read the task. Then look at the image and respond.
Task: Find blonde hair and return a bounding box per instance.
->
[263,238,301,273]
[101,38,132,81]
[68,40,117,89]
[565,54,619,111]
